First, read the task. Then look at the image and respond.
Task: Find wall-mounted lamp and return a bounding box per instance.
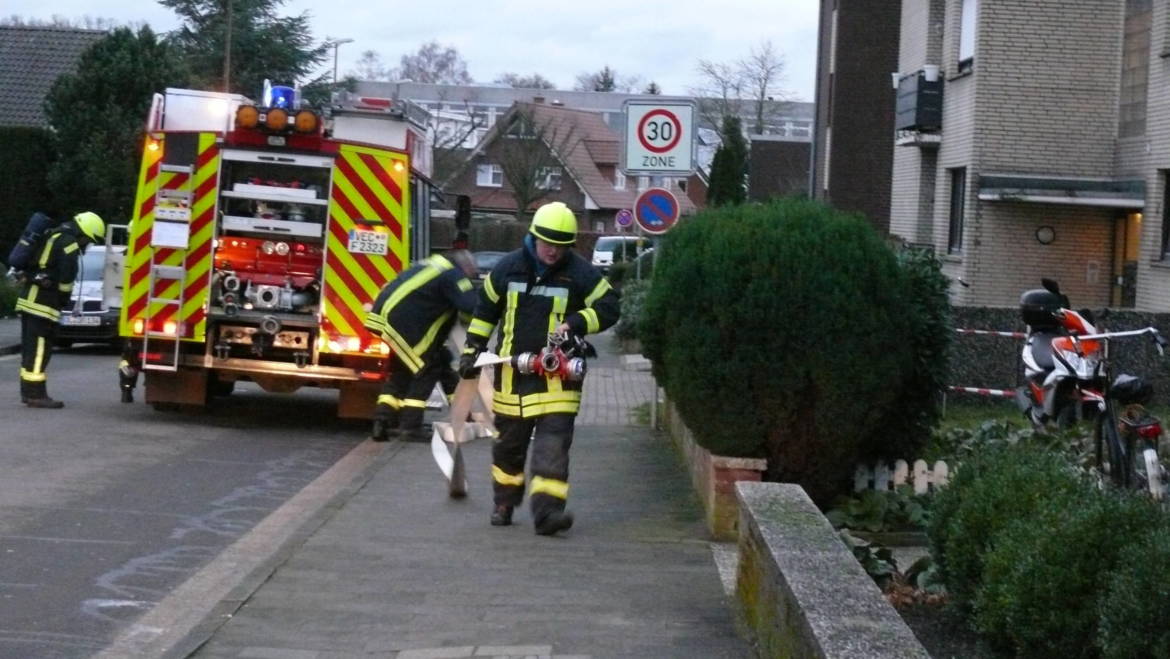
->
[1035,226,1056,245]
[923,64,940,82]
[891,72,901,90]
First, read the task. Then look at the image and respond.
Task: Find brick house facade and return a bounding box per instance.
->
[889,0,1170,310]
[813,0,903,233]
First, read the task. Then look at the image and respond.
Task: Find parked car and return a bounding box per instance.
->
[591,235,652,272]
[57,244,123,348]
[472,250,507,281]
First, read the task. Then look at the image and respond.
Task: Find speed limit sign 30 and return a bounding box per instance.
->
[622,101,695,176]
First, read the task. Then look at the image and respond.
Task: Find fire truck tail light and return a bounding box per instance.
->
[346,337,361,352]
[132,318,145,335]
[392,161,405,172]
[294,110,319,134]
[163,321,178,336]
[236,104,260,129]
[146,138,160,152]
[265,107,289,131]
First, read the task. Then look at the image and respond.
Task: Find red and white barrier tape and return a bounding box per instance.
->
[947,386,1016,398]
[954,328,1027,339]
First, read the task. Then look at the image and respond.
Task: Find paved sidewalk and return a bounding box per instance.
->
[178,336,747,658]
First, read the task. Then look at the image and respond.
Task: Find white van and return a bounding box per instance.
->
[591,236,650,272]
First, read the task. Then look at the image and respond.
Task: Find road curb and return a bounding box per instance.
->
[94,438,403,659]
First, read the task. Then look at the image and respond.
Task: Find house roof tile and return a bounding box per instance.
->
[0,26,106,128]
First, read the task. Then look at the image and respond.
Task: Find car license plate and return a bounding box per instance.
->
[62,315,101,326]
[348,229,388,256]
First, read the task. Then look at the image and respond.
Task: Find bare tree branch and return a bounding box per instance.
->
[495,107,576,219]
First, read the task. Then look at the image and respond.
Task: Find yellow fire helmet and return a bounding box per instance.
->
[529,202,577,245]
[73,211,106,243]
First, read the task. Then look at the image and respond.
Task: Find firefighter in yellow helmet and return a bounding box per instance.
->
[459,202,620,535]
[15,211,105,408]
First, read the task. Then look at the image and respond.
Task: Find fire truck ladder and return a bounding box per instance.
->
[141,264,186,372]
[142,163,195,373]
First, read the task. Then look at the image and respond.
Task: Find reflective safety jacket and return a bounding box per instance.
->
[467,247,620,418]
[15,227,81,322]
[363,254,476,374]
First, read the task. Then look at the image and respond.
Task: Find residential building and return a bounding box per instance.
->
[444,101,698,233]
[0,26,106,128]
[888,0,1168,310]
[354,80,814,189]
[813,0,904,233]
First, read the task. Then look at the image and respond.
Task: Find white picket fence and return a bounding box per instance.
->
[854,459,950,494]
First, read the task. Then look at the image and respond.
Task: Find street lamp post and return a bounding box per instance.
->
[326,38,354,84]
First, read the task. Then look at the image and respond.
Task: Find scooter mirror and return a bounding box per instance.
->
[1041,277,1061,295]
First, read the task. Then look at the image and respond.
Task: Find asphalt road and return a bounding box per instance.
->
[0,346,368,658]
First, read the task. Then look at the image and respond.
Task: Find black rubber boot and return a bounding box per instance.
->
[120,387,134,404]
[534,510,574,536]
[371,419,401,442]
[490,504,514,526]
[24,381,64,409]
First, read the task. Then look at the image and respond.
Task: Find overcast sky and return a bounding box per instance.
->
[6,0,821,101]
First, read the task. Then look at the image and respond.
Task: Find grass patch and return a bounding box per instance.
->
[938,397,1025,434]
[629,401,651,426]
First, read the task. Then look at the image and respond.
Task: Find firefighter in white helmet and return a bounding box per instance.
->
[15,211,105,408]
[459,202,620,536]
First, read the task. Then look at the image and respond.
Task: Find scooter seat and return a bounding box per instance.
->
[1027,331,1060,372]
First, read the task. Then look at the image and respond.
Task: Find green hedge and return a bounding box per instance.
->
[926,442,1089,610]
[640,199,948,505]
[1098,520,1170,659]
[615,278,650,341]
[974,490,1162,658]
[0,127,58,266]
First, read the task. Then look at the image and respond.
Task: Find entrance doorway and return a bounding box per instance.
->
[1112,211,1141,308]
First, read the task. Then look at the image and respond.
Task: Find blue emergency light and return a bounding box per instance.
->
[262,79,298,109]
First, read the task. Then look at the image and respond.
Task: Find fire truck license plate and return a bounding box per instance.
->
[348,229,388,255]
[62,315,101,326]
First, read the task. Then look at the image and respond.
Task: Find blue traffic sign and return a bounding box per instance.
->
[615,208,633,227]
[633,188,679,235]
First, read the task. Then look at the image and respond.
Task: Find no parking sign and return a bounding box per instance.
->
[634,188,679,235]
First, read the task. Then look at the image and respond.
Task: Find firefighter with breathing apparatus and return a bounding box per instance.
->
[14,211,105,408]
[364,250,478,442]
[459,202,620,536]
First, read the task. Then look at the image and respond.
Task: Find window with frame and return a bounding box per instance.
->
[948,167,967,255]
[1120,0,1152,138]
[614,171,626,190]
[538,167,563,191]
[1161,171,1170,259]
[958,0,978,73]
[476,163,503,187]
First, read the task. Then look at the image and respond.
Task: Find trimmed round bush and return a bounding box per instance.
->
[1097,520,1170,659]
[640,198,947,505]
[927,442,1090,609]
[973,490,1162,658]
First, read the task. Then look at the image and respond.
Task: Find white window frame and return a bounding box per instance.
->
[614,171,626,190]
[959,0,977,71]
[538,166,563,191]
[476,163,503,187]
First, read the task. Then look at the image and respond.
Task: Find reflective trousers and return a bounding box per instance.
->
[491,413,575,525]
[19,313,56,399]
[375,346,456,430]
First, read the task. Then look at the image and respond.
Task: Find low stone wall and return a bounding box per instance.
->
[662,399,766,540]
[735,482,930,658]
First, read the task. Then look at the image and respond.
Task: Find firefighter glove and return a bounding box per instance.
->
[458,346,482,380]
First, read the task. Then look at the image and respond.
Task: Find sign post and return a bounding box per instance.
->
[622,101,696,176]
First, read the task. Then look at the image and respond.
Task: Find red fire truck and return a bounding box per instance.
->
[120,84,435,418]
